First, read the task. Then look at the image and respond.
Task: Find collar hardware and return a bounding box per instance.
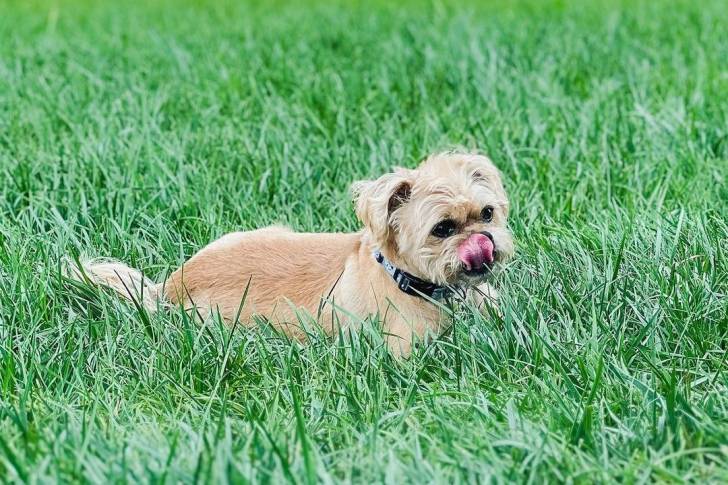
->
[373,250,453,301]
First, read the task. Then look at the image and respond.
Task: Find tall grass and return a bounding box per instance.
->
[0,0,726,481]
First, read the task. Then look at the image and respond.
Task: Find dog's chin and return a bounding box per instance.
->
[446,269,486,287]
[454,261,500,286]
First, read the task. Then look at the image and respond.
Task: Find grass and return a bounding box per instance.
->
[1,0,727,482]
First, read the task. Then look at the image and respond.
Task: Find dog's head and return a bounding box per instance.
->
[353,151,514,286]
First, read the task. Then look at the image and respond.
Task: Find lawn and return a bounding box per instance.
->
[1,0,727,482]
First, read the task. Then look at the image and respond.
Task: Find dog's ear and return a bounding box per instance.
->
[352,169,413,244]
[467,155,509,216]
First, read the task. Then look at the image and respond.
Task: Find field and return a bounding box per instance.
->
[1,0,727,482]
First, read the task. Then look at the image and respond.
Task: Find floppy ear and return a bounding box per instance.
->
[467,155,509,216]
[352,169,413,245]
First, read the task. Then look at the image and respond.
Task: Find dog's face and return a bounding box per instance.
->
[354,152,514,286]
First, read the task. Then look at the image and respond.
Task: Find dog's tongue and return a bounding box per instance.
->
[457,233,495,271]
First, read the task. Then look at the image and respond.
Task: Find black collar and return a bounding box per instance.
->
[373,250,453,301]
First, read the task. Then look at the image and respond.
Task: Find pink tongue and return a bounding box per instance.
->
[457,233,495,271]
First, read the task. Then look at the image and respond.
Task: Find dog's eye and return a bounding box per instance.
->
[481,206,494,223]
[431,219,457,238]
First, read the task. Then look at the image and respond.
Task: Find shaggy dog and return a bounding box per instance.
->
[70,151,514,356]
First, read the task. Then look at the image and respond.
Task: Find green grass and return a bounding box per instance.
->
[1,0,727,482]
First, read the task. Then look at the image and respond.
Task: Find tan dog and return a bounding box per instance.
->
[70,151,514,356]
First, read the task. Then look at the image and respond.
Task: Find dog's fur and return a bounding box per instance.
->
[69,151,514,356]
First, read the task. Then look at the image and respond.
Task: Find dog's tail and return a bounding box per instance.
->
[66,258,163,312]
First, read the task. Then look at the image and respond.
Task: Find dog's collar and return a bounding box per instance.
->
[373,250,453,301]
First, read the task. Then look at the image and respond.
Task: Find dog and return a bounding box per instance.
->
[69,151,514,356]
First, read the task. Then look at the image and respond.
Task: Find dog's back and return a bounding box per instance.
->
[164,227,360,330]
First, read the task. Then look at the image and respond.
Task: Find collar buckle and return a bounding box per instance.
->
[397,275,410,292]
